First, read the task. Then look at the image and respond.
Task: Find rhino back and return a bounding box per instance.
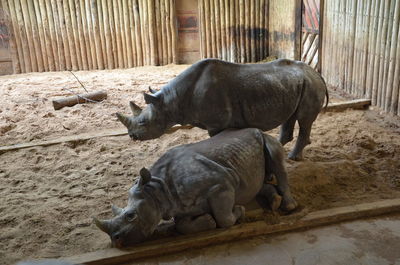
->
[150,128,266,208]
[161,59,325,131]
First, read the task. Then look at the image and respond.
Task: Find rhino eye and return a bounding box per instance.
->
[125,211,137,222]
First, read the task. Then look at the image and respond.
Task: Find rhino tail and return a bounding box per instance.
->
[320,75,329,111]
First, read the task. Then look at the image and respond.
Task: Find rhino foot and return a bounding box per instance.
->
[288,152,303,161]
[176,214,216,234]
[280,196,298,212]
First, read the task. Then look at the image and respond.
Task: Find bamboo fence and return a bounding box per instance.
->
[198,0,269,62]
[322,0,400,116]
[1,0,178,73]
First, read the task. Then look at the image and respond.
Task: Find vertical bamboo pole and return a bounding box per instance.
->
[390,10,400,114]
[245,0,251,62]
[380,0,396,109]
[199,0,205,58]
[235,0,241,62]
[204,0,211,58]
[79,0,92,69]
[51,0,66,71]
[384,0,400,112]
[46,0,62,71]
[148,0,158,65]
[155,0,163,63]
[107,0,117,68]
[85,0,97,69]
[128,0,137,67]
[239,0,245,62]
[40,0,56,71]
[159,0,167,64]
[359,0,372,97]
[27,0,45,71]
[75,0,89,70]
[1,0,21,73]
[133,0,143,66]
[57,0,72,70]
[31,0,48,71]
[117,0,126,67]
[229,0,235,62]
[102,0,114,69]
[214,0,221,58]
[255,0,260,61]
[140,0,149,65]
[19,0,37,71]
[15,0,32,72]
[112,0,123,68]
[91,0,104,69]
[219,0,226,60]
[376,0,391,108]
[68,0,83,69]
[251,0,256,62]
[63,0,78,70]
[209,0,216,57]
[122,0,133,68]
[350,0,361,95]
[223,0,229,60]
[170,0,177,64]
[97,0,108,68]
[366,0,379,99]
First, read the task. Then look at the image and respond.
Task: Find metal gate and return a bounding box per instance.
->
[301,0,321,70]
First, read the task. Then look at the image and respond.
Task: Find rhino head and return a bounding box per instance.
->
[93,168,162,247]
[116,91,169,140]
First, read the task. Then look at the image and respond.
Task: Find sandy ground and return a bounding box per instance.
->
[0,65,400,264]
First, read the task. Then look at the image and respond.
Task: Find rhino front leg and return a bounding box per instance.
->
[175,214,217,234]
[208,188,245,228]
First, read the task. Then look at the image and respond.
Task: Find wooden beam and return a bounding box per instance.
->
[325,99,371,112]
[63,198,400,265]
[0,125,194,154]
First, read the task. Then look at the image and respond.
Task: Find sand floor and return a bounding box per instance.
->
[0,65,400,264]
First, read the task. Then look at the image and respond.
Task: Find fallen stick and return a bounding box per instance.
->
[325,99,371,112]
[52,91,107,110]
[63,198,400,265]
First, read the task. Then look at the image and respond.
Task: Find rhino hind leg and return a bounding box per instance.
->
[209,189,245,228]
[175,214,216,234]
[288,119,313,161]
[258,183,282,211]
[279,114,297,146]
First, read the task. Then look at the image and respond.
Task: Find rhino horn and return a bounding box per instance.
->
[148,86,157,94]
[111,205,124,216]
[116,112,132,128]
[129,101,142,116]
[93,217,112,234]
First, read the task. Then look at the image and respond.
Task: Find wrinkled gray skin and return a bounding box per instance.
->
[117,58,328,160]
[94,128,297,247]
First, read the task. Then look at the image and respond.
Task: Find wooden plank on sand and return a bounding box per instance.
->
[63,198,400,265]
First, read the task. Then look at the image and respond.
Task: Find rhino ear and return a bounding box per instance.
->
[111,205,124,216]
[148,86,157,94]
[129,101,142,116]
[138,167,151,186]
[143,93,161,106]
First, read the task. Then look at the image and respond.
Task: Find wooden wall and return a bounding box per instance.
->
[198,0,269,63]
[322,0,400,116]
[269,0,301,60]
[0,0,13,74]
[1,0,177,73]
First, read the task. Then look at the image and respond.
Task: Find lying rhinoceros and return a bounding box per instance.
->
[117,58,328,160]
[93,128,297,247]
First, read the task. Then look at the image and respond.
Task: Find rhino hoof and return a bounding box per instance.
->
[280,197,298,212]
[270,194,283,211]
[288,153,303,161]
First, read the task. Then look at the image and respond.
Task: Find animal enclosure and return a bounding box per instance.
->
[1,0,400,264]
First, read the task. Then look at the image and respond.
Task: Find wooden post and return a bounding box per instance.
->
[19,0,38,72]
[84,0,98,69]
[38,0,55,71]
[107,0,118,68]
[76,0,89,70]
[159,0,167,64]
[3,0,22,73]
[140,0,149,65]
[250,0,256,62]
[51,0,66,71]
[164,0,172,63]
[199,0,206,58]
[204,0,211,58]
[214,0,221,58]
[219,0,226,60]
[365,0,379,99]
[112,0,123,68]
[31,0,48,71]
[170,0,177,64]
[255,0,260,61]
[57,0,72,70]
[128,0,137,67]
[79,0,93,69]
[122,0,133,68]
[229,0,235,62]
[68,0,83,70]
[239,0,245,62]
[102,0,114,69]
[97,0,108,68]
[27,0,45,71]
[14,0,31,72]
[149,0,158,65]
[91,0,104,69]
[63,0,78,70]
[133,0,143,66]
[46,0,62,71]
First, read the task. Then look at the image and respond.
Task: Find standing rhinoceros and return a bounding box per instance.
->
[117,58,328,160]
[93,128,297,247]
